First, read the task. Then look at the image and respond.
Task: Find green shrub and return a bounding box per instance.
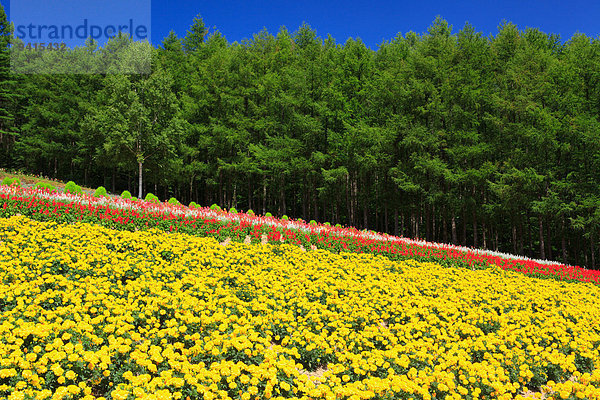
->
[34,182,55,191]
[189,201,198,208]
[335,224,341,228]
[265,212,272,218]
[210,204,222,211]
[324,222,331,226]
[168,197,179,205]
[131,197,138,201]
[121,190,132,199]
[94,186,107,197]
[247,209,255,216]
[144,193,160,204]
[1,177,21,186]
[65,181,83,195]
[229,207,238,214]
[310,220,317,225]
[282,215,289,221]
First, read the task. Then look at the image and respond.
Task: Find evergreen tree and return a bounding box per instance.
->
[183,14,207,53]
[0,3,18,163]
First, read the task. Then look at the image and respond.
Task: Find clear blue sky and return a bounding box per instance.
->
[4,0,600,49]
[151,0,600,48]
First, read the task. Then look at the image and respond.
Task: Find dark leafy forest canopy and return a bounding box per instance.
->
[2,8,600,268]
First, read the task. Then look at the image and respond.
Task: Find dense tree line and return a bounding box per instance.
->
[2,6,600,268]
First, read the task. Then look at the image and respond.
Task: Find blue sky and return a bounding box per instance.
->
[4,0,600,49]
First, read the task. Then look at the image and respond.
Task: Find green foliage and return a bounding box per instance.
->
[183,14,207,53]
[64,181,82,195]
[189,201,198,208]
[229,207,238,214]
[265,212,272,218]
[1,177,13,186]
[168,197,179,205]
[335,224,342,228]
[247,209,255,215]
[282,215,289,221]
[324,222,331,227]
[94,186,107,197]
[210,204,222,212]
[121,191,132,199]
[34,182,55,191]
[144,193,160,204]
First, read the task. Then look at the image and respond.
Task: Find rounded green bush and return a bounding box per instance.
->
[94,186,107,197]
[34,182,55,191]
[282,215,289,221]
[210,204,222,211]
[247,209,255,216]
[189,201,198,208]
[65,181,83,195]
[0,177,13,186]
[121,190,132,199]
[144,193,160,204]
[265,212,272,218]
[324,222,331,226]
[335,224,342,228]
[310,220,317,225]
[168,197,179,205]
[131,197,138,201]
[229,207,238,214]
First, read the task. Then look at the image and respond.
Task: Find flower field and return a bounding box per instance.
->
[1,184,599,285]
[1,215,600,399]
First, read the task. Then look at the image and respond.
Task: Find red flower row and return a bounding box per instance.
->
[1,185,598,284]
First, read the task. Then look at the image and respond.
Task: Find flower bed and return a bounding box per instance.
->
[1,184,599,284]
[1,216,599,399]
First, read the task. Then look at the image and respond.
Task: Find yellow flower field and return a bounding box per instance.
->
[0,215,599,400]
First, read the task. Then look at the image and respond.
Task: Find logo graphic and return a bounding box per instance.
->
[9,0,152,74]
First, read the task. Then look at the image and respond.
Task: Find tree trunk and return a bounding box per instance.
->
[233,182,237,209]
[302,190,307,221]
[482,220,487,249]
[247,180,252,210]
[425,205,431,241]
[461,208,467,246]
[495,228,499,252]
[561,218,567,264]
[432,204,436,242]
[442,206,448,244]
[518,221,524,255]
[312,185,319,222]
[591,233,596,269]
[384,203,388,234]
[512,224,517,255]
[394,207,398,236]
[451,215,457,244]
[539,216,545,260]
[112,167,116,193]
[472,208,478,248]
[262,178,267,215]
[138,161,143,198]
[546,217,553,261]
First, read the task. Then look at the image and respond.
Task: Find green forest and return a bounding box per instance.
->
[1,6,600,268]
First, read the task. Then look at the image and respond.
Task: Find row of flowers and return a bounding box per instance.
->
[1,215,599,399]
[0,184,599,284]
